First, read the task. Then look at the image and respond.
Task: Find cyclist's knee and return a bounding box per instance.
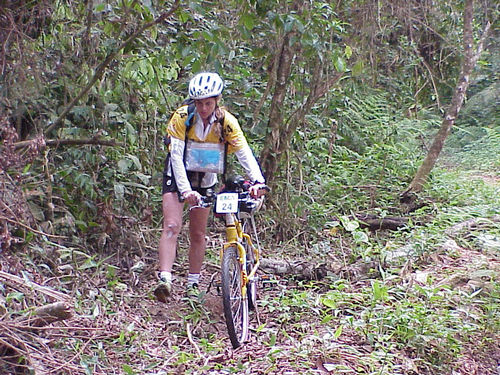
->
[190,230,207,244]
[162,221,181,238]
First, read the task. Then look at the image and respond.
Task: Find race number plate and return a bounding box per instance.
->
[215,193,239,214]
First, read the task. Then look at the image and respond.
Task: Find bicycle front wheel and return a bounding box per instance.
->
[242,219,257,311]
[221,245,249,349]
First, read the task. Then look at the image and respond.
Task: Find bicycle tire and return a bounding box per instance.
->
[242,219,258,310]
[221,245,249,348]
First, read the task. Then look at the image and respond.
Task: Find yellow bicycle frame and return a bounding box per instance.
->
[220,212,260,297]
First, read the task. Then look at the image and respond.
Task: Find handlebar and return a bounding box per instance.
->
[190,177,270,213]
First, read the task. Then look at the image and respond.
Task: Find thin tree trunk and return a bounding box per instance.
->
[259,49,343,185]
[258,0,344,186]
[44,0,180,135]
[259,30,297,184]
[402,0,491,198]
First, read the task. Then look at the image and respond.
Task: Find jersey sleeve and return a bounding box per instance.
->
[222,110,249,154]
[235,145,265,184]
[166,106,188,140]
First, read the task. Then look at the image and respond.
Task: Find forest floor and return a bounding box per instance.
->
[0,172,499,375]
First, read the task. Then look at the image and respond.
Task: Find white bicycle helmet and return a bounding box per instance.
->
[188,72,224,99]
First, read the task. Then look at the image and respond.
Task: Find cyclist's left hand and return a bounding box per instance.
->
[249,183,268,199]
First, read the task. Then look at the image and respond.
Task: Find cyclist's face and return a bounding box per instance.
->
[194,97,218,122]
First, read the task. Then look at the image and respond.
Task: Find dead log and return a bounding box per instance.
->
[260,258,330,280]
[355,214,410,231]
[260,257,381,282]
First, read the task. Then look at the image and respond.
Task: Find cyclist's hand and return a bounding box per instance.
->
[182,190,201,206]
[249,183,268,199]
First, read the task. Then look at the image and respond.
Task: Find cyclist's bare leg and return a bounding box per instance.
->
[158,192,184,272]
[187,206,210,275]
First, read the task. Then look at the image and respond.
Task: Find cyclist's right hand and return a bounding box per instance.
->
[182,190,201,206]
[249,183,269,199]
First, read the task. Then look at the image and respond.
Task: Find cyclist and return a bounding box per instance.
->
[154,72,267,302]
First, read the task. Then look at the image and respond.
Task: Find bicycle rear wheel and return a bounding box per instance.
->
[221,245,249,349]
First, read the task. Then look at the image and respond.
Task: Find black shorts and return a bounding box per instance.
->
[162,156,215,197]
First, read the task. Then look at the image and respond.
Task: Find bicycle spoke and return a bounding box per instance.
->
[221,246,248,348]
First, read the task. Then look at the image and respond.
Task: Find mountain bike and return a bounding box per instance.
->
[198,177,269,348]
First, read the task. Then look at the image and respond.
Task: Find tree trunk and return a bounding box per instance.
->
[259,30,297,185]
[258,0,343,186]
[402,0,491,199]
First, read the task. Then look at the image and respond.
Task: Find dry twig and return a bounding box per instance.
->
[186,323,203,358]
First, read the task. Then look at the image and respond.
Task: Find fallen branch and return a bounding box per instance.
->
[0,271,71,302]
[19,302,73,328]
[14,137,125,150]
[260,257,382,282]
[0,215,67,238]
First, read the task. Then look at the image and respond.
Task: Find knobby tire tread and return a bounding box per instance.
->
[221,245,248,349]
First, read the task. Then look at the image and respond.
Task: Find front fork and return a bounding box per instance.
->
[221,213,257,297]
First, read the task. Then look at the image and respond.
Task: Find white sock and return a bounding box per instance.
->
[187,273,200,287]
[159,271,172,282]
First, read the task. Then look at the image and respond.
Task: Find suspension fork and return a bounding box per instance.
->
[242,232,260,282]
[221,213,248,294]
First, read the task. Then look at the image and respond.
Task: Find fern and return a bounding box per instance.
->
[444,126,500,171]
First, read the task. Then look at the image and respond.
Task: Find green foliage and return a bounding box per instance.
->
[1,1,498,374]
[3,0,494,253]
[446,125,500,173]
[269,88,437,244]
